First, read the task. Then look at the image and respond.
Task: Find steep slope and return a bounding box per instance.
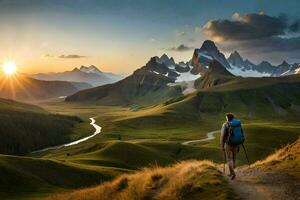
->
[0,98,83,155]
[47,160,236,200]
[0,74,84,101]
[32,65,123,86]
[192,40,231,74]
[194,60,235,89]
[66,57,183,106]
[228,138,300,200]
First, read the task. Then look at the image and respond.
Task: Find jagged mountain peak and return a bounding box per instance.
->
[278,60,290,67]
[156,54,176,67]
[80,65,102,73]
[227,51,244,68]
[258,61,273,66]
[229,51,242,59]
[160,53,169,60]
[199,40,218,52]
[72,67,80,72]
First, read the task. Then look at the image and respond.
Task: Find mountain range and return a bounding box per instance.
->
[227,51,300,77]
[31,65,123,87]
[66,40,300,112]
[191,40,300,77]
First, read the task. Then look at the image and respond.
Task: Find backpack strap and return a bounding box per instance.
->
[226,122,233,144]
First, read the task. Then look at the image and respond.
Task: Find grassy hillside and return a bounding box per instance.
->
[45,136,300,200]
[167,75,300,118]
[253,137,300,177]
[0,155,120,200]
[194,60,235,89]
[47,160,236,200]
[67,141,175,169]
[0,98,88,155]
[0,74,82,101]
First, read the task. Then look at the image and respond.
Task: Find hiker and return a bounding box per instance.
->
[220,113,245,180]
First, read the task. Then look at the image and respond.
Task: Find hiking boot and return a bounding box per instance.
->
[231,174,236,180]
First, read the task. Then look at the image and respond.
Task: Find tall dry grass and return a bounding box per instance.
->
[48,160,234,200]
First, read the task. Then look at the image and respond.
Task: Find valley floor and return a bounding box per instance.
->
[1,100,300,200]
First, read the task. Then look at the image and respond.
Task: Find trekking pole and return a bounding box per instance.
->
[241,144,250,166]
[223,150,227,174]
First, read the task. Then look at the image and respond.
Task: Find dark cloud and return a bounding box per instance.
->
[219,36,300,63]
[202,12,300,63]
[203,13,289,41]
[43,54,86,59]
[168,44,194,52]
[289,20,300,32]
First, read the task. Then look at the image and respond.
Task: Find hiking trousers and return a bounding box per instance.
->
[225,143,238,176]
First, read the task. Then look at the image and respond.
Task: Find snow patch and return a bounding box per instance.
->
[197,52,213,60]
[228,65,271,77]
[176,71,201,82]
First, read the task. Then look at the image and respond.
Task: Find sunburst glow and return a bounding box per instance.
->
[2,61,17,75]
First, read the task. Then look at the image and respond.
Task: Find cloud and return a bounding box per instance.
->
[42,54,86,59]
[201,12,300,63]
[202,12,289,41]
[289,20,300,32]
[58,54,86,59]
[168,44,194,52]
[219,36,300,63]
[176,31,186,37]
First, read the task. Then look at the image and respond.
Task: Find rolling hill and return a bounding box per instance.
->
[0,154,117,200]
[0,74,90,101]
[0,98,84,155]
[45,136,300,200]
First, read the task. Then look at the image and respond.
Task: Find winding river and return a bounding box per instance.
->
[182,130,219,145]
[31,117,101,153]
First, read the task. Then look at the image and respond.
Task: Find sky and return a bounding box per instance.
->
[0,0,300,75]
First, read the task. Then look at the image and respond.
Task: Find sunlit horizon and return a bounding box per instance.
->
[1,0,299,75]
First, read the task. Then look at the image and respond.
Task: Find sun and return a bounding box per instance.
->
[2,61,17,75]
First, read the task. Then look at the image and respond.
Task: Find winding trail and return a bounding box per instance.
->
[182,130,219,145]
[31,117,101,153]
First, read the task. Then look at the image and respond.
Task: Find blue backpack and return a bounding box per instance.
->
[227,119,244,145]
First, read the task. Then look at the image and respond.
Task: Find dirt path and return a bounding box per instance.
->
[222,166,300,200]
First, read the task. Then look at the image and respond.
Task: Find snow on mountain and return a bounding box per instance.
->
[151,54,201,83]
[226,50,300,77]
[175,71,201,82]
[79,65,102,74]
[31,65,123,87]
[192,40,231,71]
[228,64,271,77]
[145,54,201,94]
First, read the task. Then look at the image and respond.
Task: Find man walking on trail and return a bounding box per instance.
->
[220,113,245,180]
